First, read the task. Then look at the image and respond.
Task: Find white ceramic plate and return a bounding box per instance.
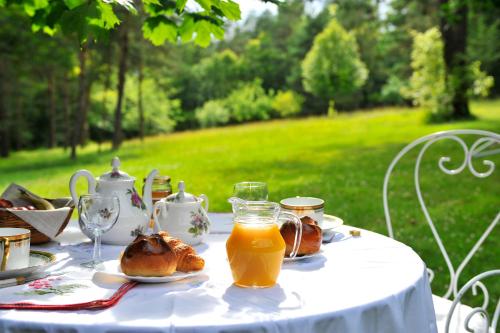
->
[0,250,56,280]
[283,250,324,263]
[102,260,203,283]
[321,214,343,232]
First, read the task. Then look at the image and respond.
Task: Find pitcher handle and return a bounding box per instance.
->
[199,194,209,212]
[0,237,11,272]
[279,212,303,258]
[69,170,96,206]
[152,200,167,233]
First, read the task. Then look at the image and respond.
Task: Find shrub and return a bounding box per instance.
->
[118,77,179,135]
[403,27,495,119]
[225,79,273,122]
[195,100,230,128]
[380,76,406,105]
[272,90,304,117]
[470,61,494,97]
[401,27,451,117]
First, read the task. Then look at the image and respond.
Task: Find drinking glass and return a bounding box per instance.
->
[232,182,269,201]
[78,194,120,268]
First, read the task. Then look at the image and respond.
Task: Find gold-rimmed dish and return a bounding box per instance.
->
[0,250,56,280]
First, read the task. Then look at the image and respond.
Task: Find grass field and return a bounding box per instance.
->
[1,100,499,298]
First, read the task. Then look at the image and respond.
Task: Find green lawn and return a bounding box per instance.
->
[1,100,499,298]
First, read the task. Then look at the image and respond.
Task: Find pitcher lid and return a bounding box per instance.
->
[99,157,134,182]
[166,181,197,203]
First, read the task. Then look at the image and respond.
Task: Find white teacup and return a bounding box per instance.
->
[0,228,31,271]
[280,197,325,226]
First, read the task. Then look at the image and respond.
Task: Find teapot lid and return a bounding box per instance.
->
[166,181,197,203]
[99,157,134,182]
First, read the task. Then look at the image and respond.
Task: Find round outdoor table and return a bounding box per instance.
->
[0,213,437,333]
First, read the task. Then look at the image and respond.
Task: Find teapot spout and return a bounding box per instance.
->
[143,169,159,217]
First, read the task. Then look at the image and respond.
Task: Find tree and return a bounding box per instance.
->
[0,61,8,157]
[2,0,244,156]
[381,0,439,105]
[402,27,493,120]
[468,1,500,96]
[301,10,368,114]
[112,22,129,150]
[439,0,470,119]
[192,49,242,105]
[334,0,385,109]
[402,28,449,117]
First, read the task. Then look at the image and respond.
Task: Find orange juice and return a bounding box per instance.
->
[226,219,286,288]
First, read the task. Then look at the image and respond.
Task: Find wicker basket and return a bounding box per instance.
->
[0,198,74,244]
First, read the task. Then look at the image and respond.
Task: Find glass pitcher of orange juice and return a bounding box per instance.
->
[226,201,302,288]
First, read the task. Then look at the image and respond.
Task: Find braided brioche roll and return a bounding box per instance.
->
[158,231,205,272]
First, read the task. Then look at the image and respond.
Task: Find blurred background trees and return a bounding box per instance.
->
[0,0,498,158]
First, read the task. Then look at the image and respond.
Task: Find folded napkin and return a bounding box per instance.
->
[0,272,136,310]
[1,183,73,239]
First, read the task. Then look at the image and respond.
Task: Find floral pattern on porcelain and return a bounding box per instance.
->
[110,170,122,178]
[130,225,145,237]
[127,188,146,210]
[188,208,210,237]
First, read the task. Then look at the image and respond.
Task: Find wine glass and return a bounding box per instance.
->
[233,182,269,201]
[78,194,120,268]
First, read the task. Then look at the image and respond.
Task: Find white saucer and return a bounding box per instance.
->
[102,260,203,283]
[0,250,56,280]
[321,215,343,232]
[283,250,324,262]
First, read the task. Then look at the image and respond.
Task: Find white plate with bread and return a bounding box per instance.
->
[104,232,206,283]
[102,260,203,283]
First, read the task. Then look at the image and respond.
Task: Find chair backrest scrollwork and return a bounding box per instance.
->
[445,270,499,333]
[383,129,499,299]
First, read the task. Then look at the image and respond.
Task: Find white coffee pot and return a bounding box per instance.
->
[153,181,210,245]
[69,157,158,245]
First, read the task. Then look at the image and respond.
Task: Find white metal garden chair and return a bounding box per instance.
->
[382,129,499,333]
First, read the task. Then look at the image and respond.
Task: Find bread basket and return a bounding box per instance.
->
[0,184,74,244]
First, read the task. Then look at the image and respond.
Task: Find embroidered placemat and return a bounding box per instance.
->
[0,272,137,310]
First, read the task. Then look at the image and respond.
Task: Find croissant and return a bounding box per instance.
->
[120,234,177,277]
[158,231,205,272]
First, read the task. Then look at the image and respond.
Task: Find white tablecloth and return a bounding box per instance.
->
[0,213,437,333]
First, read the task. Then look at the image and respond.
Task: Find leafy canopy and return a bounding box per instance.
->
[301,10,367,105]
[402,27,494,118]
[1,0,242,47]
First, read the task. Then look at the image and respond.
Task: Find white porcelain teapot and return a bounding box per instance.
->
[153,181,210,245]
[69,157,158,245]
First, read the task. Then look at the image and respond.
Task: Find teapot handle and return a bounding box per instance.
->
[199,194,209,212]
[69,170,96,206]
[152,200,167,233]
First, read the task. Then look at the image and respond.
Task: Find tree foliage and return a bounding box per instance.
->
[272,90,303,118]
[301,10,368,111]
[195,99,230,128]
[225,79,273,122]
[195,79,274,126]
[1,0,499,157]
[1,0,242,47]
[403,27,493,119]
[402,27,449,116]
